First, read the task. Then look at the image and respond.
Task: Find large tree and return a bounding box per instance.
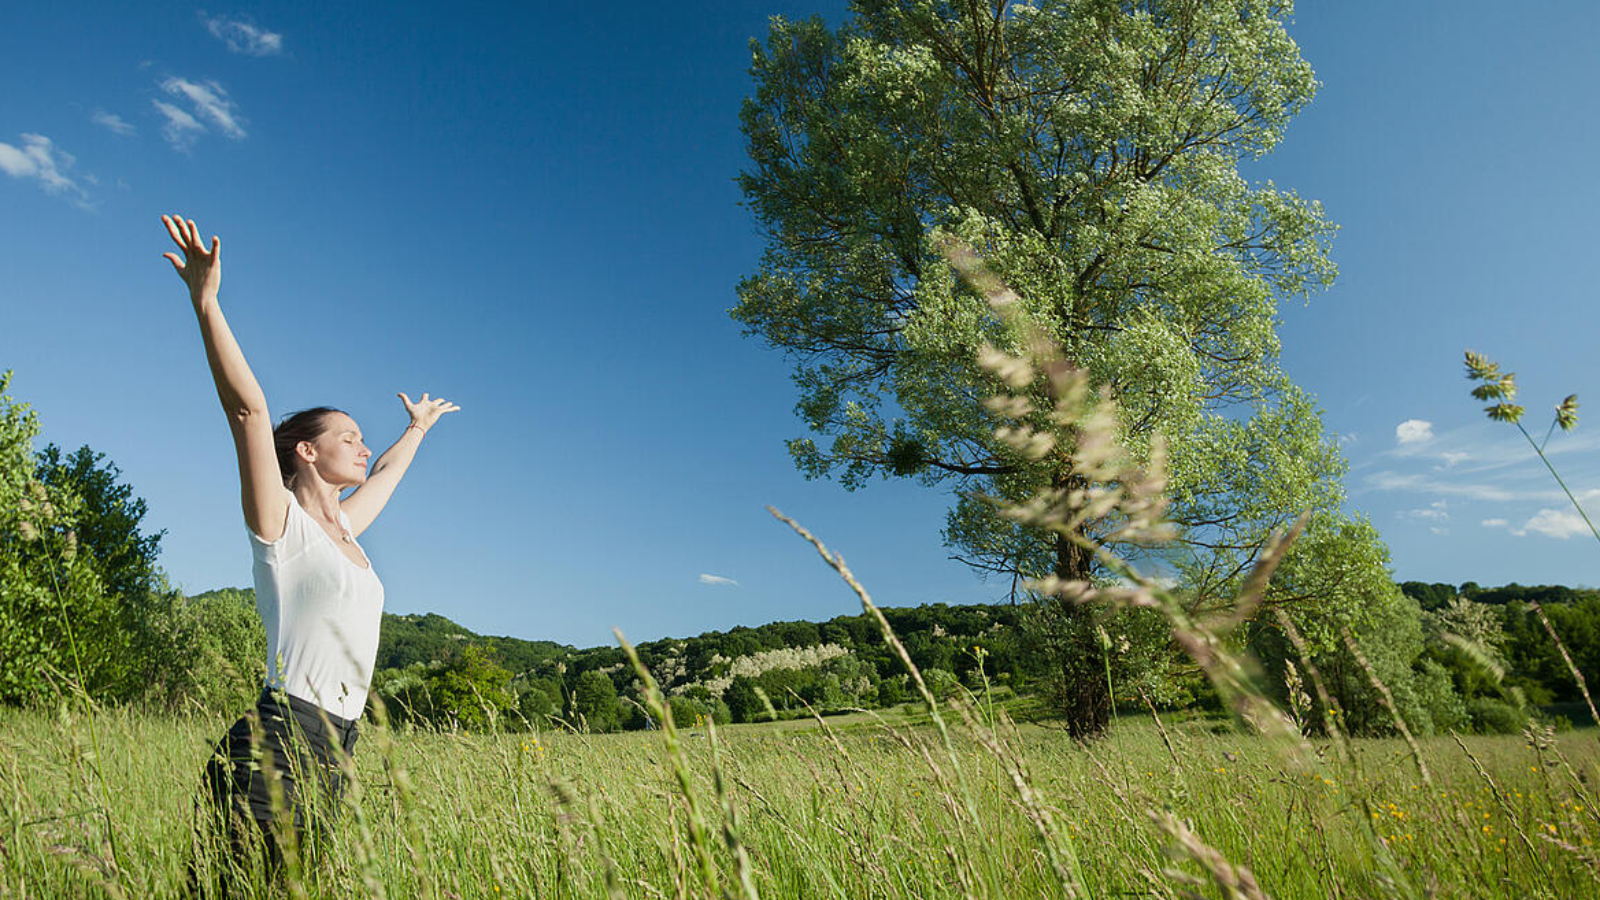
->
[735,0,1346,735]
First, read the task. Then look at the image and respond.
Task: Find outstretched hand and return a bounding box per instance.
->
[161,214,221,304]
[399,392,460,433]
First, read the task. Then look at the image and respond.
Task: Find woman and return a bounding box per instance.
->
[162,214,457,885]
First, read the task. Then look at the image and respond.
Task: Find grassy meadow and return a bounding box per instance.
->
[3,696,1597,899]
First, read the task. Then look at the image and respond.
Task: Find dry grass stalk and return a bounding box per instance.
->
[939,236,1307,749]
[1448,731,1545,873]
[1272,611,1350,766]
[1340,629,1431,786]
[1136,686,1183,773]
[706,722,760,900]
[947,695,1086,899]
[1530,601,1600,732]
[1150,809,1272,900]
[767,506,981,830]
[1536,831,1600,886]
[616,630,725,899]
[366,694,437,900]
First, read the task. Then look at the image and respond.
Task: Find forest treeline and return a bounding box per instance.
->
[3,373,1595,738]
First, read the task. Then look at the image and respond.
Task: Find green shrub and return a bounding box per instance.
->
[1468,698,1525,735]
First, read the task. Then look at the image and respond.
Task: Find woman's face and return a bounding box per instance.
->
[304,412,371,488]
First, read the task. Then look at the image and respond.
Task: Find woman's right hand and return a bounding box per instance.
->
[161,214,222,305]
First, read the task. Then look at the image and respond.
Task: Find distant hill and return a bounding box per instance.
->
[187,588,572,673]
[378,611,570,672]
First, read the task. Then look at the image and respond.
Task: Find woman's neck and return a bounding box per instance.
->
[293,481,344,524]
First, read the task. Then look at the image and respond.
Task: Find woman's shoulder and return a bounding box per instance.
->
[248,488,304,550]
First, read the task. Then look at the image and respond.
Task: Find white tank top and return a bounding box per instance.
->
[250,489,385,721]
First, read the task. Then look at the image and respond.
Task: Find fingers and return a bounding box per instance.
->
[162,252,184,275]
[160,214,211,256]
[396,392,460,416]
[161,215,187,251]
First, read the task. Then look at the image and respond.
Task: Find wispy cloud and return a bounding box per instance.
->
[202,14,283,56]
[160,77,245,140]
[1399,499,1449,523]
[153,100,205,150]
[91,110,136,137]
[0,133,90,206]
[698,573,739,587]
[1396,419,1434,446]
[1365,471,1531,503]
[1483,509,1592,540]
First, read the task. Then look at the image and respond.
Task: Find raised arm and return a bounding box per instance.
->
[340,392,459,536]
[162,214,287,542]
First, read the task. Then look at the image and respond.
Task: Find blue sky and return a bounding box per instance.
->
[2,2,1596,648]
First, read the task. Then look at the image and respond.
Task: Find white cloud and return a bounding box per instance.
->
[0,133,89,205]
[1396,419,1434,446]
[1338,432,1359,447]
[1399,500,1449,523]
[153,100,205,150]
[1481,509,1592,539]
[202,15,283,56]
[698,573,739,587]
[1515,508,1591,540]
[91,110,136,136]
[1437,451,1470,469]
[159,77,246,141]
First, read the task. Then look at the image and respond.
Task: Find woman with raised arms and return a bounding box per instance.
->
[161,214,457,886]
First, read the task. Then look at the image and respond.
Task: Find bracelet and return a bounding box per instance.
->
[405,423,427,436]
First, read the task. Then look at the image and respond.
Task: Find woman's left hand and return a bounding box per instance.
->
[399,392,460,433]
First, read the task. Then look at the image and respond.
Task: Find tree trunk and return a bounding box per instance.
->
[1053,530,1111,740]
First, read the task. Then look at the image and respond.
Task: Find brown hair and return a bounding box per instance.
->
[273,407,345,487]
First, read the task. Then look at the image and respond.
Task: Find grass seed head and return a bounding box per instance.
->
[1557,394,1580,431]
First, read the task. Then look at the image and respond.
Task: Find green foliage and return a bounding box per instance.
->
[369,644,517,731]
[427,645,516,731]
[923,668,960,701]
[724,675,765,724]
[736,1,1351,734]
[33,444,163,603]
[0,373,117,705]
[176,588,267,713]
[1467,697,1525,735]
[572,669,621,733]
[377,611,567,674]
[514,675,564,726]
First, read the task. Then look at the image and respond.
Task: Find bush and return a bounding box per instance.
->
[924,668,960,701]
[1467,698,1526,735]
[1412,658,1469,734]
[573,670,621,732]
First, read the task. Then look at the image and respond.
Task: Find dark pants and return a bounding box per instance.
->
[191,689,359,896]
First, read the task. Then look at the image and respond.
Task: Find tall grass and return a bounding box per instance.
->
[2,704,1597,898]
